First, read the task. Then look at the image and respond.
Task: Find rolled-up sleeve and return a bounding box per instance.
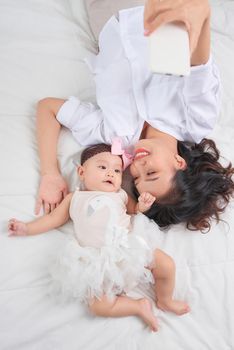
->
[182,56,221,143]
[56,96,107,146]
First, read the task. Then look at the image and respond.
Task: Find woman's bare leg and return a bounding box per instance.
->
[150,249,190,315]
[89,295,158,331]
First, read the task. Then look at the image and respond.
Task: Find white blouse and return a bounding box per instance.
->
[57,6,221,149]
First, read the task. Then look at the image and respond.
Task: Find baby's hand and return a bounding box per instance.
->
[138,192,156,213]
[8,219,28,236]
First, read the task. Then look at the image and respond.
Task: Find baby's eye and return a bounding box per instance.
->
[115,169,121,173]
[98,165,106,170]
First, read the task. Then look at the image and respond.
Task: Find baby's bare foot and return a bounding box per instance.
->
[138,298,158,332]
[157,299,190,315]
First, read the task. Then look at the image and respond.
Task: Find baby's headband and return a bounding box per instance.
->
[80,138,133,170]
[81,143,111,165]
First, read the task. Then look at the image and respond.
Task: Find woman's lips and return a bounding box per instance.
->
[134,148,150,160]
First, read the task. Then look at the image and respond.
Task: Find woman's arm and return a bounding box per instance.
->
[37,98,65,176]
[190,15,210,65]
[35,98,68,215]
[9,193,73,236]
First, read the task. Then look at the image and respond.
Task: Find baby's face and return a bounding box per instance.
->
[78,152,123,192]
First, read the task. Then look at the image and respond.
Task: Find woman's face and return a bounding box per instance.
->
[130,139,185,199]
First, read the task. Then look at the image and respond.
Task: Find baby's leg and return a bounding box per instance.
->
[89,295,158,331]
[150,249,190,315]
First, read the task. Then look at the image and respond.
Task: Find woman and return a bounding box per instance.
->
[35,0,234,231]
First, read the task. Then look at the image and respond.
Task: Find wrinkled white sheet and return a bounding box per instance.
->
[0,1,234,349]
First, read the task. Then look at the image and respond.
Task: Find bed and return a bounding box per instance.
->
[0,0,234,349]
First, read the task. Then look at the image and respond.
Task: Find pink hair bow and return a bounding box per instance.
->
[111,137,133,170]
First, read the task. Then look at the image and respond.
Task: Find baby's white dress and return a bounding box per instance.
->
[51,189,153,303]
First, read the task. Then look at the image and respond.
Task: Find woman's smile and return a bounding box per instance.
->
[134,148,150,160]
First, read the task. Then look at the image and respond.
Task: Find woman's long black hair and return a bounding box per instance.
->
[133,139,234,232]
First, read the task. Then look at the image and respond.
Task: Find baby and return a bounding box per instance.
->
[8,142,190,331]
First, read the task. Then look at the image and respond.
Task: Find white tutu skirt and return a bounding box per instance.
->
[50,227,154,304]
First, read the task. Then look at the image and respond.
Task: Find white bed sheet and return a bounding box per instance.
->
[0,1,234,349]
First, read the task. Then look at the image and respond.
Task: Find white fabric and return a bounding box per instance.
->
[70,188,131,247]
[50,189,153,303]
[57,6,221,148]
[0,1,234,349]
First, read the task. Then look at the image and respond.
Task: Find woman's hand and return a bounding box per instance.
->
[144,0,210,54]
[35,173,68,215]
[8,219,28,236]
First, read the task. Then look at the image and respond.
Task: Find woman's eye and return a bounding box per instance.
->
[147,171,156,176]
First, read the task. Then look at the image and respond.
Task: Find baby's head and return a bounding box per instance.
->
[78,144,123,192]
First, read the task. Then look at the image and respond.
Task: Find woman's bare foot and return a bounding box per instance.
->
[138,298,158,332]
[157,299,190,315]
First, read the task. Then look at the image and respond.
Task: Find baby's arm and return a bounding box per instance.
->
[127,192,156,215]
[8,193,73,236]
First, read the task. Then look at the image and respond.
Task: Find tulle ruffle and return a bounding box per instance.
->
[50,228,154,304]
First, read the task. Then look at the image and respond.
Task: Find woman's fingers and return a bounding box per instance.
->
[35,197,43,215]
[144,0,210,54]
[35,173,69,214]
[35,194,64,215]
[144,8,199,54]
[50,203,56,212]
[44,202,51,214]
[62,188,68,200]
[144,0,181,29]
[144,8,190,36]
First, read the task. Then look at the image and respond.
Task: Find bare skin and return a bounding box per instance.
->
[9,166,189,331]
[8,0,214,331]
[151,249,190,315]
[89,296,158,332]
[35,98,67,214]
[144,0,210,62]
[130,127,187,198]
[157,299,190,315]
[34,0,211,214]
[9,211,190,331]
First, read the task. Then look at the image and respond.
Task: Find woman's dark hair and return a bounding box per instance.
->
[133,139,234,232]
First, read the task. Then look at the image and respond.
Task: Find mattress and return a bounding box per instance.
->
[0,1,234,349]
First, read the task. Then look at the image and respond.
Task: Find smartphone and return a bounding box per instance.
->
[148,23,190,76]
